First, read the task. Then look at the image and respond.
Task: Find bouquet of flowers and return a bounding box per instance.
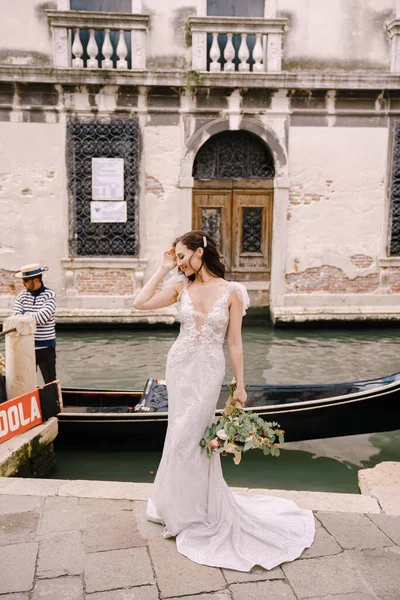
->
[200,380,284,465]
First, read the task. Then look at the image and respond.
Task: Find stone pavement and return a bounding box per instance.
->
[0,476,400,600]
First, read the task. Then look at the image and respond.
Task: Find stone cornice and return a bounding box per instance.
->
[386,18,400,39]
[0,66,399,89]
[187,16,287,35]
[46,9,150,30]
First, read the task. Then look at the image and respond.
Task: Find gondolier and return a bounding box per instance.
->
[13,263,57,384]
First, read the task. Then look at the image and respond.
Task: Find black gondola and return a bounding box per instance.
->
[56,371,400,449]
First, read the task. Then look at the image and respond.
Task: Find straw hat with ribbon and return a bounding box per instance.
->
[15,264,49,279]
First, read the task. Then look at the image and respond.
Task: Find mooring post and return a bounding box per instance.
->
[3,315,36,400]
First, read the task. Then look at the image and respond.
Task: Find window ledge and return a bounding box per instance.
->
[61,257,147,270]
[378,257,400,267]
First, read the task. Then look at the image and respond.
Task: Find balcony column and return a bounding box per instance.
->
[131,28,147,69]
[51,25,70,67]
[264,0,277,18]
[191,30,207,71]
[387,20,400,72]
[267,32,282,72]
[131,0,142,12]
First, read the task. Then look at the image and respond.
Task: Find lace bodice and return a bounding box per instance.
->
[176,281,250,345]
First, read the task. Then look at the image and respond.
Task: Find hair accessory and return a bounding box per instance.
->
[203,235,207,248]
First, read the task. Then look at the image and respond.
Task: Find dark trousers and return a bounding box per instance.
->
[35,347,57,384]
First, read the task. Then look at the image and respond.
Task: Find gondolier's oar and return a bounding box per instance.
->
[0,327,17,337]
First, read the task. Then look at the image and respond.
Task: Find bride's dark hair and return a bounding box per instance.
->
[173,230,225,280]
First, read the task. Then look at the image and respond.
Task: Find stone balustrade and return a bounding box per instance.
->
[46,10,150,70]
[188,16,287,74]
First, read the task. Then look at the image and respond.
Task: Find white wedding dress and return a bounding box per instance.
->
[146,279,315,571]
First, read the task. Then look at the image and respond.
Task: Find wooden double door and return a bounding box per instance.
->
[192,182,273,281]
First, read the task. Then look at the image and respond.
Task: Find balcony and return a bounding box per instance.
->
[187,16,287,74]
[46,10,150,70]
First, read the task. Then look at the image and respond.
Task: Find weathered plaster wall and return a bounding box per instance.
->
[279,0,393,71]
[0,122,66,307]
[143,0,202,68]
[142,119,186,275]
[286,126,388,294]
[0,0,54,66]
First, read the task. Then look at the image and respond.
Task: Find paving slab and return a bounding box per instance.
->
[36,531,84,578]
[132,500,165,541]
[0,542,38,594]
[31,576,84,600]
[83,510,146,553]
[247,488,380,513]
[0,478,61,497]
[38,496,82,535]
[223,564,284,584]
[345,547,400,600]
[282,554,368,598]
[0,494,43,514]
[79,497,135,514]
[300,517,342,559]
[169,593,232,600]
[368,513,400,545]
[230,580,297,600]
[0,594,30,599]
[316,511,394,550]
[148,536,226,598]
[86,586,160,600]
[303,594,376,600]
[0,508,41,545]
[84,547,154,594]
[58,479,152,501]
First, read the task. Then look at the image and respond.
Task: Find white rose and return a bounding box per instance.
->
[216,429,228,440]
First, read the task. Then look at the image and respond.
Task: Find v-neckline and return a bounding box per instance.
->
[184,283,231,320]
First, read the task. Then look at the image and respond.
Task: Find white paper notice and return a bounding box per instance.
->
[91,201,127,223]
[92,158,124,200]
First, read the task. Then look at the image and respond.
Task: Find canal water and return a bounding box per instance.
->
[2,322,400,492]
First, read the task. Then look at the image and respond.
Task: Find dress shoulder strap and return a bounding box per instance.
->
[228,282,251,316]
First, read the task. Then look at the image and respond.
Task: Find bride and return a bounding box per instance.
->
[133,229,315,572]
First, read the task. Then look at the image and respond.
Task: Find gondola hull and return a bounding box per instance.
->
[57,372,400,449]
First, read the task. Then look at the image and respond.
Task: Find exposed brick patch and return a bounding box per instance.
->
[349,254,375,269]
[288,181,335,220]
[388,268,400,293]
[286,265,379,294]
[145,174,165,201]
[75,270,133,296]
[0,269,22,295]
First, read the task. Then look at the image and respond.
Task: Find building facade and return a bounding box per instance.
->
[1,0,400,323]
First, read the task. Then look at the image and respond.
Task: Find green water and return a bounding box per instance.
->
[2,323,400,492]
[52,429,400,494]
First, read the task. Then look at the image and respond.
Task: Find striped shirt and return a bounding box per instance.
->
[13,286,56,349]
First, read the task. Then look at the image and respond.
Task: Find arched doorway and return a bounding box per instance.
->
[192,130,275,281]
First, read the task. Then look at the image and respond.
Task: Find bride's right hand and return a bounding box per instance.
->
[161,248,177,271]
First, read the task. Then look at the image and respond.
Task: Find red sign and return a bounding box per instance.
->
[0,389,43,444]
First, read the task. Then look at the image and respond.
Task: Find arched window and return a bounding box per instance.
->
[192,131,275,180]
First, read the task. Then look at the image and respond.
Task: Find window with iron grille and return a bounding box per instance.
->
[66,116,140,257]
[390,120,400,255]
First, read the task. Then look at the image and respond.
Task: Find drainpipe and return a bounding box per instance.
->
[3,315,36,400]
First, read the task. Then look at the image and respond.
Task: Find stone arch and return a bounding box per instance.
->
[181,117,288,185]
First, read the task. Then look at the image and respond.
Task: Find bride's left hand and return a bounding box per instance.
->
[233,387,247,407]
